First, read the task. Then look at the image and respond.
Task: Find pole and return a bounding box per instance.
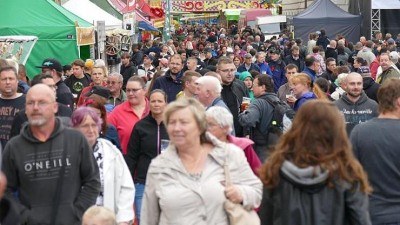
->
[162,0,171,43]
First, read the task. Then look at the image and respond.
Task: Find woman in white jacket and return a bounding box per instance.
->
[71,107,135,225]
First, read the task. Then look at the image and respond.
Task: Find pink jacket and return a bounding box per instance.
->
[227,135,262,176]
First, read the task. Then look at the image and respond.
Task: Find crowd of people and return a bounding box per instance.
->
[0,22,400,225]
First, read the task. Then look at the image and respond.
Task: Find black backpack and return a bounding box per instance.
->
[263,97,296,136]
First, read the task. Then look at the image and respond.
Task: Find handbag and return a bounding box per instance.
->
[223,149,261,225]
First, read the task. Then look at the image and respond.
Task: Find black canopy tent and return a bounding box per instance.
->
[293,0,361,43]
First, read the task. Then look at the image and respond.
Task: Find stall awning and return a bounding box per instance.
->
[138,21,158,32]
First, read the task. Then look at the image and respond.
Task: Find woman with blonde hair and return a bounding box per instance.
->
[77,59,108,106]
[141,98,262,225]
[288,73,327,111]
[259,100,372,225]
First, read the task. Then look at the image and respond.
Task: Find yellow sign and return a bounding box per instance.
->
[76,27,95,46]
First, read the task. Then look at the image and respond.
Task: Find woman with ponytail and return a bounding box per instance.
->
[289,73,327,111]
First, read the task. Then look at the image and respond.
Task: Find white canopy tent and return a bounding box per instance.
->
[372,0,400,9]
[62,0,122,30]
[256,15,286,25]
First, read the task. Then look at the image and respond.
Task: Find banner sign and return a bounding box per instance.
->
[76,27,95,46]
[0,36,38,64]
[372,0,400,9]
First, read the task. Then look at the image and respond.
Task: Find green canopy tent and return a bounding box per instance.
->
[0,0,94,78]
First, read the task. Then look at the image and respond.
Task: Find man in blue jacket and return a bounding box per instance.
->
[256,52,273,76]
[267,47,286,93]
[302,55,319,82]
[151,54,184,103]
[237,53,261,73]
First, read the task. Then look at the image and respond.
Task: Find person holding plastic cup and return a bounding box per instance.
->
[125,89,169,224]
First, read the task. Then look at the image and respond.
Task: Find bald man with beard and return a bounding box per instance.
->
[2,84,100,225]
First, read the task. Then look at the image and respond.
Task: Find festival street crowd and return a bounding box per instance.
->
[1,23,400,225]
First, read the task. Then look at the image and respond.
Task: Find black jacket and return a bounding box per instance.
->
[363,77,380,103]
[320,69,337,94]
[316,35,330,50]
[120,62,136,90]
[125,114,168,184]
[203,57,218,67]
[259,160,372,225]
[325,47,338,61]
[56,80,74,111]
[284,55,305,72]
[221,79,249,137]
[130,50,144,66]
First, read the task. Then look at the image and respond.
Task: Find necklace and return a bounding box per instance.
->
[182,146,207,175]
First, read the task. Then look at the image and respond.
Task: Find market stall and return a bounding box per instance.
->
[0,0,94,78]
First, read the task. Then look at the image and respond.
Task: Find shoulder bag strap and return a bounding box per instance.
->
[262,96,277,109]
[224,145,232,186]
[50,133,66,225]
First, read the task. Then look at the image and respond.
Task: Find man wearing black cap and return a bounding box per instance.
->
[138,54,156,82]
[37,58,74,111]
[267,47,286,92]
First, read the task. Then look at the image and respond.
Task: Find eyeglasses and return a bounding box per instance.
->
[107,80,120,85]
[26,101,53,108]
[219,68,237,73]
[126,88,143,93]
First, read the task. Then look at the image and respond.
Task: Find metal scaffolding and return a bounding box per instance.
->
[371,9,380,39]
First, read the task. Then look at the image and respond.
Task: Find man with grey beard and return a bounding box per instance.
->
[1,84,100,225]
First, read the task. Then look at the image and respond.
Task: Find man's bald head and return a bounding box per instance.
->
[27,84,56,102]
[26,84,58,127]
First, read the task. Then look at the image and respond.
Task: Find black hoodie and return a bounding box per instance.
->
[259,160,371,225]
[363,77,380,103]
[1,118,100,225]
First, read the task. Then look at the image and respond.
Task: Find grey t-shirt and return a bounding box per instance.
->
[351,118,400,224]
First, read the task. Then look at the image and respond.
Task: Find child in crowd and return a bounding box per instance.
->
[82,206,117,225]
[240,71,254,100]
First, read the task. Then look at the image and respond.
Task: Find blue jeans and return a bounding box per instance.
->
[135,183,145,225]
